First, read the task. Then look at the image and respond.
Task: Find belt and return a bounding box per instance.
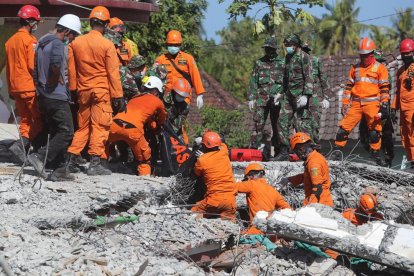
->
[351,96,379,103]
[114,118,136,129]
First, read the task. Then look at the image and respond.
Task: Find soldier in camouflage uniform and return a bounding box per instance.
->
[248,37,285,161]
[275,34,314,161]
[302,43,331,145]
[127,55,147,96]
[147,63,169,85]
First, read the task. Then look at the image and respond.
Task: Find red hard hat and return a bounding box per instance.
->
[18,5,40,21]
[400,38,414,53]
[358,37,376,54]
[201,131,221,149]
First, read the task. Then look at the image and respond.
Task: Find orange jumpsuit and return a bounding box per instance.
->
[191,143,237,220]
[5,28,43,139]
[336,62,389,151]
[342,208,384,226]
[67,30,123,157]
[237,178,290,234]
[106,93,167,175]
[155,51,205,104]
[392,64,414,161]
[117,41,132,65]
[288,150,334,207]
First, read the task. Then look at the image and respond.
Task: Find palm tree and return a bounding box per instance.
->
[318,0,364,55]
[369,26,398,53]
[392,8,414,41]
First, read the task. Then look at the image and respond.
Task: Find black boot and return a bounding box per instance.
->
[370,151,385,167]
[9,137,29,163]
[49,154,75,181]
[27,152,48,178]
[87,155,111,176]
[384,158,392,168]
[262,142,272,162]
[65,153,83,173]
[272,146,289,161]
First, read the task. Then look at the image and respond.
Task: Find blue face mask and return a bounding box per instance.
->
[167,46,180,55]
[286,46,295,54]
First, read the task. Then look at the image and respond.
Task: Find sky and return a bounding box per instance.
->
[203,0,413,42]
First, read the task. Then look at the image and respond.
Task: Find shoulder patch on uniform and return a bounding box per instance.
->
[311,167,318,176]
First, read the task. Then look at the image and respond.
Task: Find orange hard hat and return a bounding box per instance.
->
[109,17,124,28]
[89,6,110,22]
[167,30,182,44]
[201,131,221,149]
[359,193,378,214]
[244,163,265,176]
[358,37,376,54]
[289,132,311,150]
[172,78,191,98]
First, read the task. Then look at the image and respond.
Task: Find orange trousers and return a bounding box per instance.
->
[68,90,112,157]
[336,101,381,151]
[106,122,152,175]
[12,91,43,140]
[303,190,334,207]
[400,109,414,161]
[191,195,236,221]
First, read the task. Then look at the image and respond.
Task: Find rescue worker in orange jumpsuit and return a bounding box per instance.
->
[108,17,132,65]
[191,131,237,221]
[281,132,334,207]
[238,163,290,234]
[155,30,205,109]
[106,76,167,175]
[6,5,43,162]
[343,193,384,225]
[333,37,390,166]
[64,6,125,176]
[392,39,414,173]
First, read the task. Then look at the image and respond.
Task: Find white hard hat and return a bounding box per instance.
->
[57,14,81,35]
[143,76,163,93]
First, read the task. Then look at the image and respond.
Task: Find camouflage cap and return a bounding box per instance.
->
[128,55,147,69]
[374,50,385,62]
[284,33,301,46]
[153,64,168,81]
[104,28,122,47]
[262,37,278,49]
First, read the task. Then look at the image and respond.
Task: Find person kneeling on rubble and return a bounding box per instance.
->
[343,193,384,225]
[190,131,237,221]
[280,132,334,207]
[237,163,291,251]
[103,76,167,176]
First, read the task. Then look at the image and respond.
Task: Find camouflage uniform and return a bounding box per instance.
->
[162,92,190,140]
[147,63,168,85]
[278,34,314,148]
[248,37,285,155]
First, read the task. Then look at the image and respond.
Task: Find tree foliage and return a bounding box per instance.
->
[125,0,207,63]
[392,8,414,41]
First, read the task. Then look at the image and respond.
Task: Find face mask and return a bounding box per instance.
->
[265,48,277,58]
[402,55,414,65]
[174,93,185,102]
[286,46,295,54]
[360,54,375,67]
[168,46,180,55]
[30,22,38,33]
[63,36,70,46]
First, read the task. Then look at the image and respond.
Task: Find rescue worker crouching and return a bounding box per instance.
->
[343,193,384,226]
[105,76,167,176]
[281,132,334,207]
[238,163,290,235]
[191,131,237,221]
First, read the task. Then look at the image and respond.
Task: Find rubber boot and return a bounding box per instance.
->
[272,145,289,161]
[87,155,112,176]
[329,146,344,161]
[27,152,48,178]
[9,137,29,163]
[49,155,75,182]
[370,151,385,167]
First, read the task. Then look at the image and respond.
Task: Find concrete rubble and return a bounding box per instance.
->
[0,158,413,275]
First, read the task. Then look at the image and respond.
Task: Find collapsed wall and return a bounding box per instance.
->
[253,204,414,273]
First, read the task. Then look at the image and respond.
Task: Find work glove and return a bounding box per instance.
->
[111,97,127,115]
[296,95,308,109]
[195,150,204,158]
[390,108,397,124]
[341,103,350,116]
[196,95,204,109]
[380,102,390,118]
[321,99,330,109]
[248,100,255,111]
[194,137,202,145]
[273,93,282,106]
